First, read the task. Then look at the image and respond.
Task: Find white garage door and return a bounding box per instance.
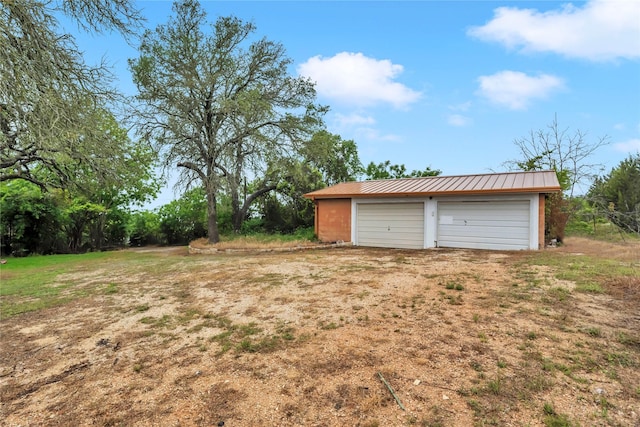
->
[437,200,530,250]
[357,203,424,249]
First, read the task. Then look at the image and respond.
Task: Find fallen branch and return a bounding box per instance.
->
[377,372,405,411]
[14,361,90,399]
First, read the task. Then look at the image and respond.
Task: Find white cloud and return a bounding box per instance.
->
[297,52,422,108]
[328,113,400,144]
[355,127,400,142]
[333,113,375,127]
[476,71,565,110]
[613,123,625,131]
[614,138,640,153]
[328,113,399,143]
[468,0,640,61]
[448,114,472,127]
[448,101,472,112]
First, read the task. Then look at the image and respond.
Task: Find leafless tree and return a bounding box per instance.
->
[504,114,610,197]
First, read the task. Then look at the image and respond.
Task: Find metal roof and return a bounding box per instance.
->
[304,171,561,200]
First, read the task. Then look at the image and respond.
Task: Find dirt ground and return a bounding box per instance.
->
[1,238,639,426]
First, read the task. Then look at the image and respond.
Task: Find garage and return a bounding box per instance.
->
[304,171,561,250]
[356,203,424,249]
[437,200,530,250]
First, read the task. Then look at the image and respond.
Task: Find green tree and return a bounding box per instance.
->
[588,154,640,233]
[0,181,63,256]
[0,0,143,189]
[158,188,207,245]
[364,160,441,180]
[59,195,107,253]
[1,118,158,255]
[262,159,324,232]
[301,131,362,185]
[0,111,157,255]
[130,0,325,243]
[30,110,159,252]
[129,210,162,246]
[71,111,159,249]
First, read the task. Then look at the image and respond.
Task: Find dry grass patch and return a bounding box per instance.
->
[190,235,316,250]
[1,241,639,426]
[604,276,640,305]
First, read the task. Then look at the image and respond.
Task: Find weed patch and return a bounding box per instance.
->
[206,316,297,355]
[139,314,174,329]
[525,251,638,300]
[543,403,573,427]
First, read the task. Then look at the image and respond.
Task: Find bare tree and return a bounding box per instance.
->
[504,114,610,197]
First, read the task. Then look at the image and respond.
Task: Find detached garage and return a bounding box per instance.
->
[304,171,561,251]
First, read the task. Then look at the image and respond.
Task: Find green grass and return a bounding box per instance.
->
[319,321,340,330]
[105,283,119,294]
[526,252,637,294]
[206,316,297,355]
[140,314,173,329]
[201,228,317,247]
[0,251,170,318]
[565,222,640,243]
[235,228,315,242]
[543,412,573,427]
[135,303,150,312]
[0,252,113,295]
[0,252,115,317]
[546,286,570,302]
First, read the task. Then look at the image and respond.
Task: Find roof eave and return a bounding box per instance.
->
[304,187,561,200]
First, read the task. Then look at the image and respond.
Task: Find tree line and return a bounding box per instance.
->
[1,0,638,256]
[501,116,639,241]
[0,144,439,254]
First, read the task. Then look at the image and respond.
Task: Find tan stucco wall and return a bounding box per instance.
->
[315,199,351,243]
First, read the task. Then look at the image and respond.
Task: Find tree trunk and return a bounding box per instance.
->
[206,192,220,244]
[232,184,278,233]
[231,188,242,233]
[90,213,106,251]
[230,156,243,233]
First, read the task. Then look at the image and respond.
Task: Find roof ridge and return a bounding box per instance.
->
[356,170,556,184]
[304,170,561,199]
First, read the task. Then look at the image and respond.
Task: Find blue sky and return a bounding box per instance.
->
[63,0,640,206]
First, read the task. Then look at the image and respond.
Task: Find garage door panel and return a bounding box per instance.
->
[441,205,523,213]
[360,221,423,228]
[437,238,526,250]
[438,201,530,250]
[359,238,421,248]
[456,224,529,231]
[359,215,424,222]
[357,203,424,249]
[443,221,529,228]
[446,230,528,241]
[359,220,424,229]
[438,225,529,237]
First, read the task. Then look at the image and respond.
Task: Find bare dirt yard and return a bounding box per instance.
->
[1,237,639,426]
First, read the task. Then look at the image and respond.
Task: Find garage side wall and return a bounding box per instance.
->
[315,199,351,243]
[538,194,545,249]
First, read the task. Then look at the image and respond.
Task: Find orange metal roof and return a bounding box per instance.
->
[304,171,561,200]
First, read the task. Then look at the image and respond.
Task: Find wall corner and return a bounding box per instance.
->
[538,194,546,249]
